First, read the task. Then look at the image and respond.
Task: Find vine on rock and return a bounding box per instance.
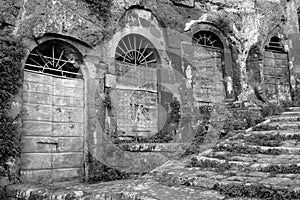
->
[0,34,26,179]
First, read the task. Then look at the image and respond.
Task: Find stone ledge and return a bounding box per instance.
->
[117,143,190,152]
[5,178,226,200]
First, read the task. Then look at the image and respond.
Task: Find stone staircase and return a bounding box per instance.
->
[151,106,300,199]
[6,107,300,200]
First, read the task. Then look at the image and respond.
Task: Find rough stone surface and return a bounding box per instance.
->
[2,0,300,193]
[6,107,300,199]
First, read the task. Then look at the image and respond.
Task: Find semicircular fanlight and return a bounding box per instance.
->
[192,31,223,48]
[115,34,158,67]
[25,40,83,78]
[265,36,284,52]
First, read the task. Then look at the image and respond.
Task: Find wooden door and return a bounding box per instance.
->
[264,50,290,102]
[112,61,158,140]
[20,72,84,182]
[192,44,224,104]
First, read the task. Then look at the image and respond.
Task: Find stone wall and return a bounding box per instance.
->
[0,0,298,182]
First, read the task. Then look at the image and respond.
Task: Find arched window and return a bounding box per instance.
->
[25,40,83,78]
[265,36,284,52]
[115,34,159,67]
[192,31,223,48]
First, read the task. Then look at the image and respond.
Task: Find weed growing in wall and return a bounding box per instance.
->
[170,97,181,124]
[103,88,112,111]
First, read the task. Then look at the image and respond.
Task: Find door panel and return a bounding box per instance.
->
[264,50,290,102]
[23,103,52,121]
[51,153,84,168]
[20,136,54,153]
[56,137,84,152]
[53,85,84,98]
[20,170,51,182]
[22,121,52,136]
[112,62,159,138]
[23,81,53,94]
[53,78,84,88]
[21,153,52,169]
[21,72,84,182]
[24,72,53,84]
[52,106,84,123]
[52,168,81,181]
[192,45,224,103]
[23,93,52,105]
[52,123,83,136]
[53,96,83,107]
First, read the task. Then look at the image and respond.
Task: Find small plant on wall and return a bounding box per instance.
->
[0,34,26,182]
[170,97,181,125]
[103,88,112,111]
[169,97,181,141]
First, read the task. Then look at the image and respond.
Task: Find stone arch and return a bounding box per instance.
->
[111,32,162,145]
[20,38,90,182]
[185,22,234,101]
[27,34,91,58]
[91,9,187,174]
[107,9,168,68]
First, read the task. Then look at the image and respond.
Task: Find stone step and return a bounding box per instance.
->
[230,133,300,148]
[226,154,300,164]
[215,179,300,199]
[211,150,300,163]
[287,107,300,112]
[248,130,300,137]
[191,155,300,173]
[282,111,300,116]
[270,115,300,122]
[254,122,300,131]
[191,156,250,170]
[268,121,300,129]
[154,165,300,199]
[227,198,261,200]
[215,142,300,155]
[6,179,226,200]
[232,153,300,163]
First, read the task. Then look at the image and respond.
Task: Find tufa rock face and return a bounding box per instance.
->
[0,0,23,34]
[2,0,299,181]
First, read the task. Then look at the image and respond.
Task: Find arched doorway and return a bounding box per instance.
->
[109,34,160,144]
[20,40,85,182]
[263,36,290,102]
[190,30,225,105]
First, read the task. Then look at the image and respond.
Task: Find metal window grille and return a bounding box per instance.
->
[25,40,83,79]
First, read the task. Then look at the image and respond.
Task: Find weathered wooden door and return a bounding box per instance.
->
[264,50,290,102]
[112,61,158,139]
[192,45,224,104]
[20,72,84,182]
[181,40,224,105]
